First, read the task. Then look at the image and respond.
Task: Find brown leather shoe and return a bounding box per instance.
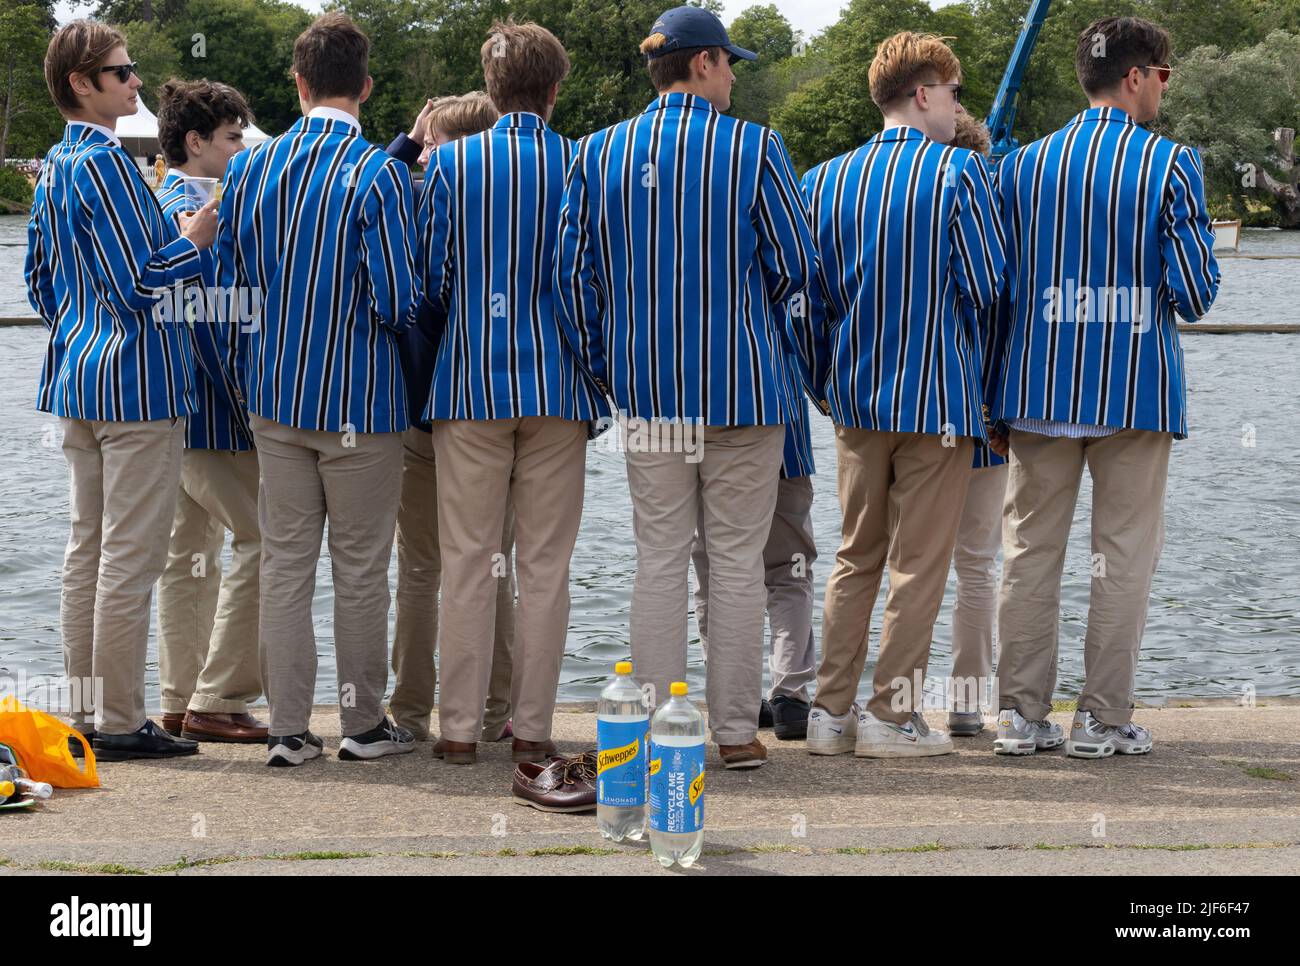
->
[512,754,597,813]
[512,737,557,763]
[161,713,186,736]
[432,737,477,764]
[181,711,268,743]
[719,738,767,770]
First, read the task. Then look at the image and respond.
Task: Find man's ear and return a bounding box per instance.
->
[69,70,93,97]
[186,129,204,158]
[359,75,373,105]
[293,71,311,103]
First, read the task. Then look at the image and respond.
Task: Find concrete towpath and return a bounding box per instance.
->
[2,702,1298,875]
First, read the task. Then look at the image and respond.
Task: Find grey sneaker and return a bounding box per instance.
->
[1065,711,1152,759]
[947,711,985,736]
[992,708,1065,755]
[855,710,954,758]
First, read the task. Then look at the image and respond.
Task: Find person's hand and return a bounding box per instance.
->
[988,430,1009,458]
[179,198,219,251]
[409,98,435,143]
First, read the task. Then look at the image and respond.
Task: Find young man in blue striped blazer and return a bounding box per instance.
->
[987,17,1219,760]
[555,6,820,770]
[801,33,1006,760]
[153,79,267,746]
[419,21,601,766]
[217,14,422,766]
[27,22,219,761]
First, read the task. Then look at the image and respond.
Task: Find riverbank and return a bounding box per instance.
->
[3,703,1297,875]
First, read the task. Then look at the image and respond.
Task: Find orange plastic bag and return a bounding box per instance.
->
[0,696,98,788]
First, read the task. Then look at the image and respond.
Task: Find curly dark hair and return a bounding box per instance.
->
[156,78,254,165]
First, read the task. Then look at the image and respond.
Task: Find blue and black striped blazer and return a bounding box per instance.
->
[419,112,603,421]
[28,123,199,421]
[801,126,1007,439]
[157,172,252,451]
[989,107,1220,438]
[553,92,820,427]
[216,114,421,434]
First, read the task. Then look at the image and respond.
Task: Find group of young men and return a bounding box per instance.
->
[27,6,1218,772]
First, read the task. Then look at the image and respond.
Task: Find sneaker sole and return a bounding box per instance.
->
[773,722,809,741]
[806,737,855,755]
[1065,739,1117,759]
[856,741,954,758]
[338,739,416,761]
[993,737,1037,755]
[949,723,985,737]
[1115,741,1153,755]
[181,730,267,744]
[722,757,766,769]
[266,743,323,767]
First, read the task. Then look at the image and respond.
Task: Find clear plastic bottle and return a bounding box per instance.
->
[649,682,705,868]
[597,661,648,841]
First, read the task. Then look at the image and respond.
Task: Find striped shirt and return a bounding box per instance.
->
[27,123,200,421]
[216,112,421,433]
[419,112,602,421]
[553,92,820,427]
[802,125,1007,439]
[989,107,1220,439]
[157,172,252,451]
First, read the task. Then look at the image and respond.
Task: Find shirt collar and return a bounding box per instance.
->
[306,106,362,133]
[494,112,547,131]
[642,91,717,116]
[65,120,120,148]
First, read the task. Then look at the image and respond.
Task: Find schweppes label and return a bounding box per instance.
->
[689,770,704,806]
[649,758,661,776]
[596,716,648,808]
[598,738,639,774]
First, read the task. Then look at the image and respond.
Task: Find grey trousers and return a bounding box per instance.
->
[948,463,1007,713]
[693,475,817,703]
[251,414,403,738]
[626,422,785,745]
[997,429,1171,726]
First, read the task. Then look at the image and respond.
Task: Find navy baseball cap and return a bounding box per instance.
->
[645,6,758,62]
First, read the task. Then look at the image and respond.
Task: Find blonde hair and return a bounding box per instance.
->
[868,32,961,109]
[950,113,991,156]
[427,92,499,141]
[480,18,569,116]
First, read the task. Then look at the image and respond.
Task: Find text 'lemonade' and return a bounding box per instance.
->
[649,682,705,868]
[596,661,648,841]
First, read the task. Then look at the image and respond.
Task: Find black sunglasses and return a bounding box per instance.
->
[906,82,963,103]
[99,61,139,84]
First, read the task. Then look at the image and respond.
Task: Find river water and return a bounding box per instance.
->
[2,217,1297,708]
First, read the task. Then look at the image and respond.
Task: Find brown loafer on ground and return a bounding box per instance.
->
[511,737,557,763]
[161,713,186,736]
[181,711,269,743]
[432,737,477,764]
[512,754,597,813]
[719,739,767,770]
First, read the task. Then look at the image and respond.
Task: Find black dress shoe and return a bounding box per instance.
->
[92,720,199,761]
[771,695,811,740]
[758,698,774,729]
[68,729,96,759]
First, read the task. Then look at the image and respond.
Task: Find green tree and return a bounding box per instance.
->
[0,1,59,163]
[121,19,184,100]
[728,4,799,125]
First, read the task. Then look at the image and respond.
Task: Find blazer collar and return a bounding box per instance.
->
[296,108,362,137]
[494,112,548,131]
[1071,106,1137,128]
[872,125,929,145]
[65,121,120,148]
[642,91,718,117]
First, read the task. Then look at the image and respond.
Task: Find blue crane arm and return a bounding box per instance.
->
[986,0,1053,161]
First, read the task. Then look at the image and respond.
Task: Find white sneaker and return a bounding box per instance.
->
[855,710,954,758]
[338,716,416,761]
[1065,711,1153,759]
[993,708,1065,755]
[806,702,859,755]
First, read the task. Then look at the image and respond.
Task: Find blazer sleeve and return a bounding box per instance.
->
[360,157,421,334]
[71,149,203,315]
[552,139,610,394]
[949,152,1007,313]
[1161,146,1220,322]
[25,180,58,328]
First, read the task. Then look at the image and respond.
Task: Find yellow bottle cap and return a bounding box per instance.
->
[615,661,632,675]
[670,682,688,697]
[0,781,14,798]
